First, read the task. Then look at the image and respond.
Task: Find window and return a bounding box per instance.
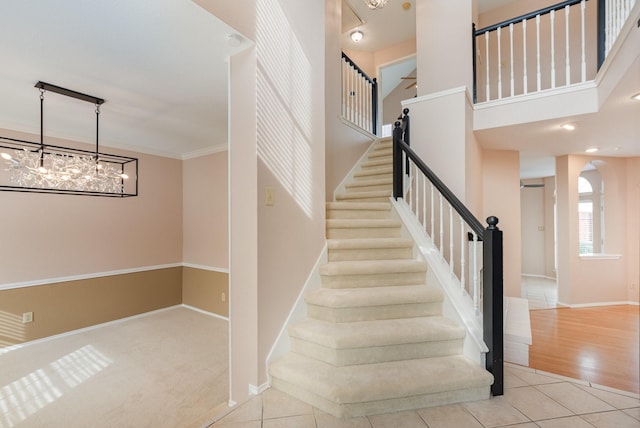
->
[578,170,603,255]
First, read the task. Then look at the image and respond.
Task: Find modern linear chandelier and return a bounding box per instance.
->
[363,0,389,9]
[0,82,138,197]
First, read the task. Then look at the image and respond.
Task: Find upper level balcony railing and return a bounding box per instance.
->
[472,0,636,103]
[341,52,378,135]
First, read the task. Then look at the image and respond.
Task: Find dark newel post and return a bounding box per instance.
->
[372,78,378,135]
[597,0,605,70]
[472,23,477,103]
[483,216,504,396]
[392,121,403,200]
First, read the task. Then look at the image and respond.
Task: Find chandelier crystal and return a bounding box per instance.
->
[363,0,389,9]
[0,82,138,197]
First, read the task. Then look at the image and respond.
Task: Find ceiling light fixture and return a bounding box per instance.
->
[561,123,576,131]
[632,92,640,101]
[585,147,599,153]
[350,30,364,42]
[363,0,389,10]
[0,82,138,197]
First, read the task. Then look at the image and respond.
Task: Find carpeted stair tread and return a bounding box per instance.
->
[305,285,442,308]
[367,148,392,158]
[320,259,426,276]
[326,201,391,211]
[354,165,392,178]
[327,238,413,250]
[326,219,401,229]
[346,177,392,189]
[361,158,392,169]
[335,190,392,201]
[270,353,494,404]
[289,316,464,349]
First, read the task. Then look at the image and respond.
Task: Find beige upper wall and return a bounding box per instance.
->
[0,129,182,285]
[256,0,326,385]
[183,151,228,269]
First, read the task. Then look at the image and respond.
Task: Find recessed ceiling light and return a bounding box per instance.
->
[350,30,363,42]
[632,93,640,101]
[585,147,599,153]
[561,123,576,131]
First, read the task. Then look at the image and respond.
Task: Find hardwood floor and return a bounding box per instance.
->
[529,305,640,394]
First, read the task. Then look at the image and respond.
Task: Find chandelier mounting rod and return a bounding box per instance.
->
[35,81,105,105]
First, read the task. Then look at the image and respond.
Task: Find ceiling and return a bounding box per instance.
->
[0,0,248,159]
[2,0,636,174]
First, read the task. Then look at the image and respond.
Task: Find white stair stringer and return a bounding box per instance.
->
[269,138,493,418]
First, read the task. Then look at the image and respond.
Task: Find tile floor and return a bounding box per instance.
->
[521,276,558,310]
[204,363,640,428]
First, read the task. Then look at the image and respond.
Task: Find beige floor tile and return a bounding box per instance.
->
[507,369,563,386]
[625,408,640,421]
[463,396,530,427]
[574,384,640,410]
[581,410,640,428]
[503,386,573,421]
[262,388,314,420]
[368,410,427,428]
[213,421,262,428]
[314,409,372,428]
[215,396,263,424]
[263,414,316,428]
[505,368,532,389]
[535,382,615,414]
[417,404,483,428]
[535,415,595,428]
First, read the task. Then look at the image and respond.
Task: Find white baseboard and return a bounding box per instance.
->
[556,300,639,308]
[249,382,269,395]
[181,304,229,321]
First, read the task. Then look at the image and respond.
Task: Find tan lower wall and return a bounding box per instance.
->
[0,267,182,347]
[182,267,229,318]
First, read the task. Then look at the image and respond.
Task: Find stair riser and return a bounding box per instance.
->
[271,378,490,419]
[320,272,426,288]
[306,303,442,322]
[361,160,392,169]
[368,149,392,159]
[291,339,464,366]
[353,173,393,182]
[328,248,413,261]
[335,196,390,203]
[327,210,391,220]
[345,184,393,193]
[326,228,401,239]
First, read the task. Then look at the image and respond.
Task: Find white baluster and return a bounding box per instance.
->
[581,0,586,82]
[472,232,479,312]
[430,183,435,239]
[551,9,556,89]
[449,205,454,276]
[439,194,444,256]
[523,18,528,94]
[415,165,420,217]
[497,26,502,99]
[565,5,571,86]
[341,59,346,118]
[536,14,541,91]
[485,32,490,101]
[422,175,427,233]
[509,23,514,96]
[460,219,466,293]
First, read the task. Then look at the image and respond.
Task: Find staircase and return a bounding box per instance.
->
[269,137,493,419]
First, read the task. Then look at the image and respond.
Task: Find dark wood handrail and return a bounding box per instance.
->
[393,110,485,238]
[342,52,376,85]
[474,0,588,35]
